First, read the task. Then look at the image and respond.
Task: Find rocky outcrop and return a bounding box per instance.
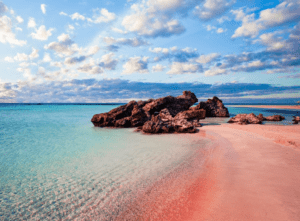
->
[228,113,285,125]
[264,115,285,121]
[293,116,300,124]
[91,91,206,133]
[191,96,229,117]
[228,113,262,125]
[141,108,206,134]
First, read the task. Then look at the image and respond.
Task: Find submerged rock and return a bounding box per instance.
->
[228,113,285,125]
[192,96,229,117]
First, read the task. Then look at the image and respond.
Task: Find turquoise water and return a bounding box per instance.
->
[0,104,298,220]
[0,104,209,220]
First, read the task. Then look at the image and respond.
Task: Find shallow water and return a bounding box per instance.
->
[0,104,209,220]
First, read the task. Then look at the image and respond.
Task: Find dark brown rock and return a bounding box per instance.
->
[91,91,201,133]
[293,116,300,124]
[257,114,264,121]
[264,115,285,121]
[228,113,262,125]
[192,96,229,117]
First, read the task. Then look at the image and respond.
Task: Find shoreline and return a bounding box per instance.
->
[117,123,300,220]
[227,105,300,110]
[188,123,300,220]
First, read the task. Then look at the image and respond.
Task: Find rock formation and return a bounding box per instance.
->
[191,96,229,117]
[91,91,207,133]
[293,116,300,124]
[228,113,285,125]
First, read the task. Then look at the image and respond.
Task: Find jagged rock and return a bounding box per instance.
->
[228,113,286,125]
[192,96,229,117]
[264,115,285,121]
[91,91,202,133]
[293,116,300,124]
[228,113,262,125]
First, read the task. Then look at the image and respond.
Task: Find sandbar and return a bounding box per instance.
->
[227,105,300,110]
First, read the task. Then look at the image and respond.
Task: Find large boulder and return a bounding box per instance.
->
[192,96,229,117]
[228,113,262,125]
[141,108,198,134]
[91,91,202,133]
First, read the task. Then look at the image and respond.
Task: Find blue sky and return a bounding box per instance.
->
[0,0,299,103]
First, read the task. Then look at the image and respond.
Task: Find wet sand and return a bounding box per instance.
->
[189,124,300,221]
[228,105,300,110]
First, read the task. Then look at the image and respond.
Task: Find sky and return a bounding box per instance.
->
[0,0,299,103]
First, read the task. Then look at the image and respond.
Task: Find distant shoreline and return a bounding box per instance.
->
[227,105,300,110]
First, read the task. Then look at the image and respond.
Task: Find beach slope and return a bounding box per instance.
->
[190,124,300,221]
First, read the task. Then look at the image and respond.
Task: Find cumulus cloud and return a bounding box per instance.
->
[44,33,78,56]
[91,8,116,23]
[152,64,166,72]
[59,11,68,16]
[99,52,118,70]
[30,25,54,41]
[16,16,23,23]
[64,56,87,66]
[122,56,149,75]
[4,56,14,62]
[232,1,300,38]
[70,12,85,20]
[122,0,190,38]
[149,47,198,62]
[43,53,52,62]
[196,53,220,64]
[111,27,128,34]
[29,48,39,59]
[167,62,202,75]
[77,60,103,75]
[41,4,46,14]
[204,67,227,76]
[195,0,236,20]
[103,36,148,48]
[27,17,36,28]
[0,7,27,46]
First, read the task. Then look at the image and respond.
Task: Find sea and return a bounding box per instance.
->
[0,103,299,220]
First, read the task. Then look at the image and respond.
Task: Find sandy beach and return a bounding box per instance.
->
[228,105,300,110]
[188,123,300,221]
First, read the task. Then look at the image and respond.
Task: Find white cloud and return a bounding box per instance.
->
[30,25,53,41]
[204,67,227,76]
[16,16,23,23]
[196,53,220,64]
[59,12,68,16]
[70,12,85,21]
[122,1,187,38]
[68,25,75,30]
[122,56,149,75]
[4,56,14,62]
[152,64,166,72]
[103,36,148,47]
[112,27,128,34]
[43,53,52,62]
[41,4,46,14]
[77,60,103,75]
[206,25,216,31]
[14,53,28,61]
[45,34,79,57]
[99,52,118,70]
[167,62,201,75]
[232,1,300,38]
[28,17,36,28]
[195,0,236,20]
[216,28,226,33]
[29,48,39,59]
[91,8,116,23]
[0,15,26,46]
